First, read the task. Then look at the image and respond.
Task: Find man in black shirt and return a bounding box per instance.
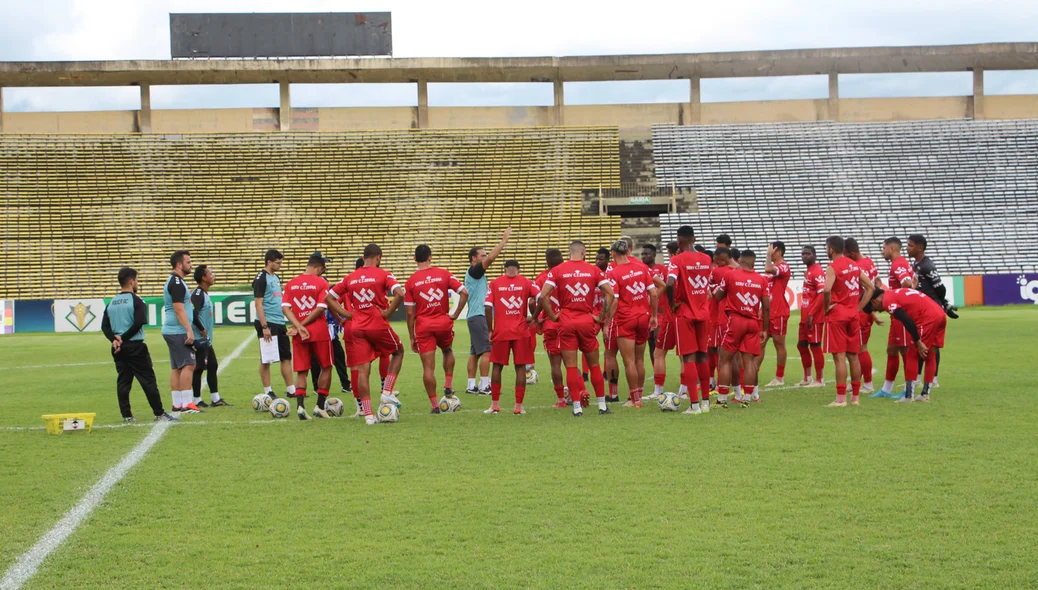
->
[907,234,956,386]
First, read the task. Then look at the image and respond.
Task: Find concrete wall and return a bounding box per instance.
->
[5,95,1038,133]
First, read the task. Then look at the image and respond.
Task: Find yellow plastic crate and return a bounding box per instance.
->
[41,413,96,434]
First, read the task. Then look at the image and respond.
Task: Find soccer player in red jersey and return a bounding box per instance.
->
[404,245,469,413]
[539,240,615,416]
[607,240,659,408]
[484,260,539,415]
[281,253,352,420]
[707,247,733,393]
[758,241,792,386]
[873,237,917,399]
[845,238,883,393]
[331,244,405,425]
[533,248,567,407]
[863,288,946,403]
[666,225,715,414]
[822,236,875,407]
[797,246,827,387]
[645,243,676,400]
[713,249,770,408]
[596,246,622,400]
[641,244,662,360]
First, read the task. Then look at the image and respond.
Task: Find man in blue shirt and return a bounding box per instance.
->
[464,228,511,395]
[162,250,201,414]
[253,249,296,402]
[191,264,233,408]
[102,267,178,423]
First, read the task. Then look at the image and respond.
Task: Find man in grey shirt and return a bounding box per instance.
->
[907,234,957,386]
[464,228,511,394]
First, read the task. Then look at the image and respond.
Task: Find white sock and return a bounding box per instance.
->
[597,396,607,411]
[479,377,490,389]
[193,396,202,404]
[733,385,742,396]
[654,384,664,395]
[573,400,582,411]
[734,392,744,401]
[751,391,760,401]
[863,381,873,387]
[355,398,364,411]
[264,386,273,395]
[690,401,700,410]
[211,392,221,403]
[467,378,476,390]
[171,391,180,408]
[287,385,296,395]
[718,394,728,403]
[881,380,894,392]
[678,384,688,395]
[702,399,710,410]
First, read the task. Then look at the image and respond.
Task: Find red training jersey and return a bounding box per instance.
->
[546,260,609,323]
[856,256,879,324]
[485,274,538,341]
[720,268,768,321]
[827,256,861,323]
[802,263,826,325]
[331,266,402,332]
[888,256,915,290]
[404,266,465,333]
[766,261,792,319]
[608,260,655,322]
[667,250,713,321]
[882,288,945,327]
[650,264,672,321]
[708,264,730,324]
[281,274,331,342]
[535,269,560,329]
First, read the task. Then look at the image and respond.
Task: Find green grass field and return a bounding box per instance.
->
[2,308,1037,588]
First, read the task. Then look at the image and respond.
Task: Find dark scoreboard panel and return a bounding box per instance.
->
[170,13,392,58]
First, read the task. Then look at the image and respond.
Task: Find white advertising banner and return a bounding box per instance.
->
[54,299,106,333]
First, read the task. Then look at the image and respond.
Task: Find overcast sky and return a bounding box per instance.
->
[2,0,1037,112]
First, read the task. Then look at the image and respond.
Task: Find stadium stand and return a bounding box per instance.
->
[654,119,1038,275]
[0,127,621,299]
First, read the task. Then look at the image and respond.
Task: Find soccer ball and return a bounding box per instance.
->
[658,392,681,412]
[252,393,271,412]
[269,398,292,419]
[377,403,399,423]
[438,395,462,413]
[325,398,344,417]
[526,369,538,384]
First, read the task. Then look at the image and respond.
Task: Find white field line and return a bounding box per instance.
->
[0,333,255,590]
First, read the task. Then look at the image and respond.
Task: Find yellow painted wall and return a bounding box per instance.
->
[700,99,830,124]
[565,104,683,127]
[427,106,553,128]
[151,108,255,132]
[4,110,136,133]
[318,107,416,130]
[984,95,1038,120]
[839,97,969,122]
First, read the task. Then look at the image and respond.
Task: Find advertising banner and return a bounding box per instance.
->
[13,300,55,333]
[1,300,13,335]
[982,274,1038,306]
[54,299,107,333]
[105,292,264,329]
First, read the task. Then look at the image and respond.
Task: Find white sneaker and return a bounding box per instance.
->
[484,406,500,414]
[313,407,329,419]
[862,382,875,393]
[804,380,825,388]
[380,392,401,407]
[679,392,690,400]
[526,370,538,385]
[365,415,378,425]
[701,400,710,413]
[795,377,814,387]
[682,404,702,415]
[645,391,663,401]
[765,378,784,387]
[297,407,312,421]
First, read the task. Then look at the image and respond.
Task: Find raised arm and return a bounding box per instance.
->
[482,227,513,269]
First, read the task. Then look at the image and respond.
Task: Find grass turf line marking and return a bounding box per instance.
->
[0,333,255,590]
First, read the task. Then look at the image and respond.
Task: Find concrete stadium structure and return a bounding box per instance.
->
[2,43,1038,133]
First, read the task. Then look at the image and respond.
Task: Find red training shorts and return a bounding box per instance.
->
[798,321,822,344]
[351,327,402,367]
[919,316,947,349]
[613,314,650,345]
[823,319,860,355]
[675,316,709,356]
[887,318,909,347]
[542,325,561,356]
[559,319,601,354]
[292,338,333,373]
[490,337,535,366]
[414,329,455,354]
[655,317,676,351]
[768,315,788,337]
[722,314,762,356]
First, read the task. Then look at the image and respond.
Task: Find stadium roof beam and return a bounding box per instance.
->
[1,43,1037,87]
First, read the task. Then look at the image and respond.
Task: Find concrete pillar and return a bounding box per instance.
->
[688,76,701,125]
[0,87,5,133]
[972,68,985,120]
[553,79,565,126]
[279,81,291,131]
[417,80,429,128]
[828,71,840,122]
[138,85,152,133]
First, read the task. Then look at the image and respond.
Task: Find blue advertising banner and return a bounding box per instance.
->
[981,274,1038,306]
[13,300,56,333]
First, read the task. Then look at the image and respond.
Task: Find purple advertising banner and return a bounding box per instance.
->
[982,274,1038,306]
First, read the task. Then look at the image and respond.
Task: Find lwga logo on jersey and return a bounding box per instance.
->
[625,282,646,296]
[565,283,590,297]
[293,295,317,310]
[501,296,525,310]
[1019,275,1038,304]
[687,276,709,290]
[736,292,760,307]
[843,277,860,291]
[353,289,376,303]
[419,288,445,303]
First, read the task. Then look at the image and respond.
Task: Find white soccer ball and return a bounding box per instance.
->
[658,391,681,412]
[526,369,539,385]
[377,403,399,423]
[269,398,292,419]
[438,395,462,413]
[325,398,344,417]
[252,394,271,412]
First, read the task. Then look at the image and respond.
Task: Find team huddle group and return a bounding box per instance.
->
[100,226,954,424]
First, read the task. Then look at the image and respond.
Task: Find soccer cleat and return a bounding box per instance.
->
[313,407,329,419]
[598,407,613,415]
[553,401,568,408]
[701,400,710,413]
[750,397,762,403]
[622,399,637,408]
[645,391,662,401]
[891,391,907,401]
[895,396,915,403]
[484,407,500,415]
[682,405,702,415]
[196,400,210,408]
[932,377,940,388]
[514,406,526,415]
[183,402,204,413]
[365,415,378,425]
[849,398,860,406]
[477,387,492,396]
[380,392,402,407]
[341,386,352,394]
[179,406,200,414]
[795,377,814,387]
[210,399,233,407]
[739,400,750,408]
[465,386,479,395]
[826,400,847,408]
[804,381,826,388]
[298,407,312,420]
[915,395,931,403]
[861,383,875,393]
[349,409,364,418]
[443,388,456,398]
[430,407,441,414]
[606,395,621,403]
[870,390,894,399]
[573,409,583,417]
[155,412,180,422]
[765,378,784,387]
[580,393,591,408]
[122,416,136,424]
[716,400,728,409]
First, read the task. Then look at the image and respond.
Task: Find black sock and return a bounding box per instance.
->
[317,394,327,409]
[922,383,932,396]
[906,381,915,398]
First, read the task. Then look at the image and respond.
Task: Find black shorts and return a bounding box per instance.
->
[254,320,292,361]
